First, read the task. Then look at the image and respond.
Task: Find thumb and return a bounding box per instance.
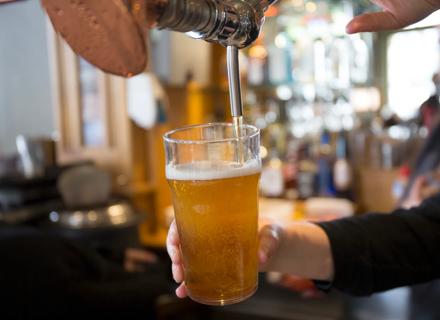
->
[346,11,401,34]
[259,224,283,265]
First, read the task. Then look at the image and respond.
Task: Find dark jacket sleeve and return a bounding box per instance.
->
[317,193,440,296]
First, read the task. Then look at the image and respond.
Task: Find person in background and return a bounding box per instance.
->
[168,0,440,299]
[419,73,440,134]
[400,75,440,205]
[400,78,440,319]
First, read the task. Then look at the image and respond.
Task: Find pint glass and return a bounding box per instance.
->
[164,123,261,306]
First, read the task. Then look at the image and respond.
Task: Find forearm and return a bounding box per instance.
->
[263,194,440,296]
[263,222,334,281]
[318,195,440,295]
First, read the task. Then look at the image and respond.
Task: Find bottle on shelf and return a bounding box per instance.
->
[333,131,353,198]
[247,37,269,86]
[260,138,285,198]
[349,33,370,85]
[283,138,299,200]
[260,100,286,198]
[317,130,336,197]
[297,143,318,200]
[392,164,411,203]
[268,32,293,85]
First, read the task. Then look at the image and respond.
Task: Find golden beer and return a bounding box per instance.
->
[167,162,260,305]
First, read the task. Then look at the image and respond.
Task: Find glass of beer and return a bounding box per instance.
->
[164,123,261,306]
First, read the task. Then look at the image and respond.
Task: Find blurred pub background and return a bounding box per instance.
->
[1,0,440,319]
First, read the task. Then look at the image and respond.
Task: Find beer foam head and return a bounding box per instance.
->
[166,159,261,181]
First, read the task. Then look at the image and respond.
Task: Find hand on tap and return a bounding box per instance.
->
[347,0,440,34]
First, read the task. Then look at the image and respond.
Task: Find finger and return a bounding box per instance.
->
[175,283,188,298]
[167,241,182,265]
[346,11,401,34]
[172,263,184,283]
[167,220,180,246]
[258,224,283,265]
[167,221,182,264]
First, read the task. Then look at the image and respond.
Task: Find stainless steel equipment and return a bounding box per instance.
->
[48,200,142,229]
[41,0,278,76]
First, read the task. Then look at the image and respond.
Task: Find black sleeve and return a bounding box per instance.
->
[316,193,440,296]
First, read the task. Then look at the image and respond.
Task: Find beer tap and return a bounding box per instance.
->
[42,0,278,77]
[155,0,276,48]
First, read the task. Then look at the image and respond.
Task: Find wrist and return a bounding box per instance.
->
[264,222,334,281]
[290,223,334,281]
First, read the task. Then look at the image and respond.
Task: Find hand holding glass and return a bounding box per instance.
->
[164,123,261,306]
